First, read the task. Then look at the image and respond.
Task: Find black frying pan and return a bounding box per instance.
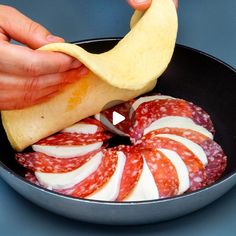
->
[0,39,235,225]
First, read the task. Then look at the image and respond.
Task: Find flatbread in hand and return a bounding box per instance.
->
[1,0,178,151]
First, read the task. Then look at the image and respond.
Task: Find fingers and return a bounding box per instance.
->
[127,0,152,11]
[0,66,89,110]
[0,85,61,110]
[128,0,178,10]
[0,5,83,77]
[0,66,88,92]
[173,0,178,9]
[0,73,65,91]
[0,5,64,49]
[0,42,82,76]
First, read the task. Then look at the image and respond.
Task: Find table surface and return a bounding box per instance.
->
[0,0,235,235]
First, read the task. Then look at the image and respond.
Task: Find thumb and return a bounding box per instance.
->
[127,0,152,11]
[0,5,64,49]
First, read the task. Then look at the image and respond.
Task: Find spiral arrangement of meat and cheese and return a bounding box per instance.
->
[16,95,227,201]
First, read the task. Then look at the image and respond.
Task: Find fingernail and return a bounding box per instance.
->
[47,35,65,43]
[134,0,148,4]
[71,60,82,69]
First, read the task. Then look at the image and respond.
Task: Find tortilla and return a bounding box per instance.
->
[2,72,156,151]
[39,0,177,90]
[1,0,178,151]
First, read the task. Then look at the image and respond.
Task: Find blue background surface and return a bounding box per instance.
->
[0,0,235,235]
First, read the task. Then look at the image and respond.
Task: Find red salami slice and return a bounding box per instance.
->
[141,148,179,198]
[115,146,143,201]
[57,150,118,198]
[141,136,207,191]
[145,128,227,185]
[145,128,209,144]
[36,132,113,146]
[199,140,227,185]
[25,172,40,186]
[98,100,134,136]
[189,103,215,134]
[16,149,101,173]
[17,94,227,201]
[130,98,214,142]
[131,99,192,142]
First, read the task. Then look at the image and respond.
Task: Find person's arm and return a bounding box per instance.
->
[128,0,178,10]
[0,5,83,110]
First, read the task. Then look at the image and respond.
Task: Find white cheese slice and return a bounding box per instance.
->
[158,148,190,194]
[156,134,208,166]
[143,116,213,139]
[129,95,174,118]
[95,113,127,136]
[35,152,103,189]
[32,142,103,158]
[63,123,98,134]
[124,157,159,201]
[87,151,126,201]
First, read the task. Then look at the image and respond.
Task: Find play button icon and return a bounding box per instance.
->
[112,111,125,125]
[97,99,136,133]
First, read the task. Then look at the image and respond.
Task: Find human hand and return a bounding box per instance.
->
[0,5,84,110]
[128,0,178,10]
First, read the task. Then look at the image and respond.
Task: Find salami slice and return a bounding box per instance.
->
[17,93,227,201]
[81,117,106,129]
[56,150,118,198]
[189,103,215,134]
[141,136,207,191]
[198,140,227,185]
[145,128,209,144]
[145,128,227,185]
[36,132,113,146]
[115,146,143,201]
[131,99,191,141]
[141,148,179,198]
[96,100,134,136]
[25,172,40,186]
[16,149,101,173]
[130,98,214,142]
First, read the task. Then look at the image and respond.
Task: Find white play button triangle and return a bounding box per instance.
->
[112,111,125,125]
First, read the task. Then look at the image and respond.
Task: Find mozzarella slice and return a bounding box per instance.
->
[156,134,208,166]
[32,142,103,158]
[95,114,127,136]
[87,151,126,201]
[63,123,98,134]
[124,157,159,201]
[129,95,174,118]
[143,116,213,139]
[158,148,190,194]
[35,152,103,189]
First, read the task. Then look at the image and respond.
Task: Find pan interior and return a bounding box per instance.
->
[0,39,235,198]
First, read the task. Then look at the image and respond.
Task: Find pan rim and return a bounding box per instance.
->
[1,161,236,206]
[0,38,235,205]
